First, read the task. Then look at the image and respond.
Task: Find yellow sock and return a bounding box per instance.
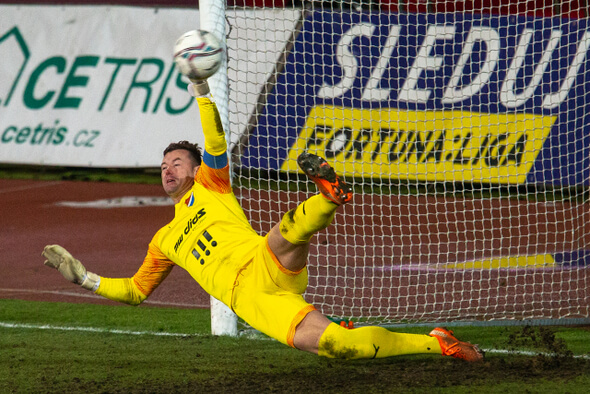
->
[318,323,442,359]
[279,194,338,245]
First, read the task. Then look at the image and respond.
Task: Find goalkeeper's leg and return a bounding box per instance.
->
[267,153,351,272]
[295,311,441,359]
[294,311,483,362]
[318,322,443,359]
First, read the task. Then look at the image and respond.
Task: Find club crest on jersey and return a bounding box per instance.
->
[185,192,195,207]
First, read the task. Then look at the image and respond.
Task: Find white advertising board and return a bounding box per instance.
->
[1,5,207,167]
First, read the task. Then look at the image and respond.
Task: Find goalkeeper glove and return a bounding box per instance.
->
[42,245,100,291]
[188,79,210,98]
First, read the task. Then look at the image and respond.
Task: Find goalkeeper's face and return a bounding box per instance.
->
[161,149,199,202]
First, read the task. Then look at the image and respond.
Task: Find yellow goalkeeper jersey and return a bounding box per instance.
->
[96,96,262,307]
[145,163,261,306]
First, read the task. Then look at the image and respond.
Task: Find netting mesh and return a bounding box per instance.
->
[224,0,589,325]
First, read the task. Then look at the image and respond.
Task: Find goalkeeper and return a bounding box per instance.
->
[42,80,483,362]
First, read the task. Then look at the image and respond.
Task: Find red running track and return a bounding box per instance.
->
[1,178,588,323]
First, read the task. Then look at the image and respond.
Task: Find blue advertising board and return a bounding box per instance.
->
[241,11,590,186]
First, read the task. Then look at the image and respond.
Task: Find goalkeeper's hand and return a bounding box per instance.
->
[187,79,210,97]
[42,245,100,291]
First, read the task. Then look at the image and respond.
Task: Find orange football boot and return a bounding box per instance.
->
[297,152,352,205]
[429,327,484,362]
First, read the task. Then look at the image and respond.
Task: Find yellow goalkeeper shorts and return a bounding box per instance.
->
[230,235,316,348]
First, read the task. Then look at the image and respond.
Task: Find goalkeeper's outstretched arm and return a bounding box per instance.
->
[188,80,228,169]
[42,244,150,306]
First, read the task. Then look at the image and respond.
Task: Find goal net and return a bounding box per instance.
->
[222,0,589,326]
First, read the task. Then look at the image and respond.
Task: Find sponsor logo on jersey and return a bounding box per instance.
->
[174,207,206,252]
[185,192,195,207]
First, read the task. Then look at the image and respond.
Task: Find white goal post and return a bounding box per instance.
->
[209,0,589,333]
[200,0,239,336]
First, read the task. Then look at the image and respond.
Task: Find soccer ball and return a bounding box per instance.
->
[173,30,224,81]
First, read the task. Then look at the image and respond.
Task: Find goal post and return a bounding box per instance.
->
[215,0,589,330]
[200,0,239,336]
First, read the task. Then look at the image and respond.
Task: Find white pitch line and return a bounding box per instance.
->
[0,321,268,341]
[1,321,587,360]
[482,348,590,360]
[0,321,200,337]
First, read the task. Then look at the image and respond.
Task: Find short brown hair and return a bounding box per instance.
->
[163,141,202,166]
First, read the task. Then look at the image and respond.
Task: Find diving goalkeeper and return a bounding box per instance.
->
[42,80,483,362]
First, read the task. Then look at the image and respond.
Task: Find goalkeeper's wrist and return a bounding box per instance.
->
[81,271,101,292]
[188,80,211,98]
